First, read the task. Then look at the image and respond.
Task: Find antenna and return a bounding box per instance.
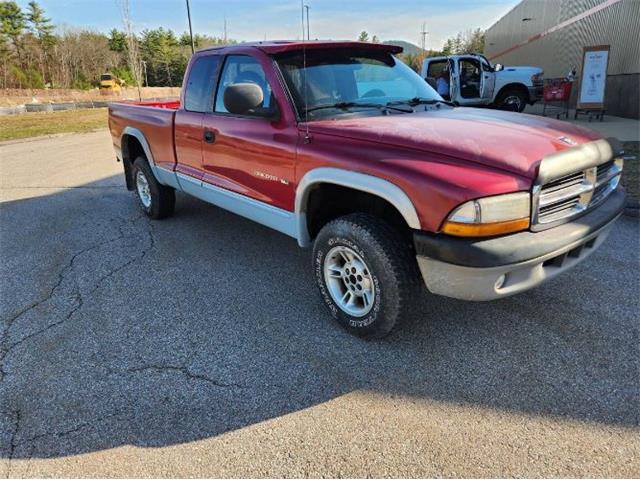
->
[185,0,195,54]
[304,4,310,40]
[301,0,310,142]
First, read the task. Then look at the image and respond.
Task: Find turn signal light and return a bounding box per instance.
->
[442,217,530,237]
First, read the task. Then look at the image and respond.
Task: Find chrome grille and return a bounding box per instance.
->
[533,139,623,229]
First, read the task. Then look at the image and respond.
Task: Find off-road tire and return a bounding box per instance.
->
[312,213,421,339]
[132,157,175,219]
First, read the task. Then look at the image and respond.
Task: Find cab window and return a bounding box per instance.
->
[214,55,273,114]
[183,55,221,113]
[426,60,448,79]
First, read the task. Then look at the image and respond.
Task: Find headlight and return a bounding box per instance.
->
[531,73,543,82]
[442,192,531,237]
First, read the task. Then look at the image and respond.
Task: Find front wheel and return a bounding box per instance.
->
[312,213,420,339]
[496,89,527,112]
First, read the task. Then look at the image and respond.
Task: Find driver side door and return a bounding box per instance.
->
[200,54,297,212]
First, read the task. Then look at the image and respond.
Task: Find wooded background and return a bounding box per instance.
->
[0,0,485,90]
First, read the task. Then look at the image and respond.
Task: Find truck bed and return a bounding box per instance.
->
[118,99,181,110]
[108,99,180,170]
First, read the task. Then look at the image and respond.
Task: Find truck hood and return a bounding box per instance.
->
[306,107,602,179]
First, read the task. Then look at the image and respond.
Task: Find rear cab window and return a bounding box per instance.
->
[184,55,221,113]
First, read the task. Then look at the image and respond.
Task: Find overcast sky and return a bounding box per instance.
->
[22,0,519,49]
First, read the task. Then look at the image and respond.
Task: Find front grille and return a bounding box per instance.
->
[533,144,623,228]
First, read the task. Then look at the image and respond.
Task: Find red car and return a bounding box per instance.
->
[108,41,626,338]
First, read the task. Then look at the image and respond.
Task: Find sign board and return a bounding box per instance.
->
[577,45,610,110]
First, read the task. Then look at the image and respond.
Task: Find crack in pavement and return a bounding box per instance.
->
[113,365,246,390]
[2,227,129,337]
[88,218,155,294]
[14,411,128,449]
[6,410,21,479]
[0,214,155,383]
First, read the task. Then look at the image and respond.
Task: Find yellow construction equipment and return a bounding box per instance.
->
[99,73,123,94]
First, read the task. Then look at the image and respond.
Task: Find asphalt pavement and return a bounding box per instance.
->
[0,130,638,477]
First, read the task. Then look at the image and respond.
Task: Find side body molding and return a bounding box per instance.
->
[295,167,421,247]
[120,126,180,189]
[116,136,420,248]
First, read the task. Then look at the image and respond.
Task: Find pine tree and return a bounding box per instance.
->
[26,1,54,84]
[108,29,127,52]
[0,1,26,64]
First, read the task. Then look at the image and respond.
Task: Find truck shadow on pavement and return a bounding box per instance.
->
[1,175,638,460]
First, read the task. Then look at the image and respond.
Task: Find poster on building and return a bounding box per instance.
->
[578,45,610,110]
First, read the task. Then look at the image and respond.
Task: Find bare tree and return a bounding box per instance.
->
[118,0,142,99]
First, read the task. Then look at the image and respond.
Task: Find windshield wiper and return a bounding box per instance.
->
[306,101,413,114]
[388,97,455,107]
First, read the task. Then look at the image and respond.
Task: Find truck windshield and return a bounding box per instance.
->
[275,49,441,119]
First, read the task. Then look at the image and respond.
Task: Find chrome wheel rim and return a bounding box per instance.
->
[323,246,375,317]
[136,170,152,208]
[504,95,523,111]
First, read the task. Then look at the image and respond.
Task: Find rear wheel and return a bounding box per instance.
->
[132,157,175,219]
[496,88,527,112]
[312,213,420,339]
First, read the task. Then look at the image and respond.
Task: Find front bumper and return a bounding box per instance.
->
[414,188,625,301]
[528,83,543,103]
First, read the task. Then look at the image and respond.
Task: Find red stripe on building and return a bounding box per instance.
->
[488,0,623,60]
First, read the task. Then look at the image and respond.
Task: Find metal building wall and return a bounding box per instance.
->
[485,0,640,118]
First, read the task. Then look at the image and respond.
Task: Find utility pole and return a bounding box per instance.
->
[142,60,148,87]
[420,22,428,54]
[304,4,310,40]
[185,0,195,54]
[300,0,304,41]
[223,15,228,44]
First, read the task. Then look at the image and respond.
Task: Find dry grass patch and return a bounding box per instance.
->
[0,108,107,142]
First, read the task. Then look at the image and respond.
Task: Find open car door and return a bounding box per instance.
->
[448,58,458,103]
[480,58,496,101]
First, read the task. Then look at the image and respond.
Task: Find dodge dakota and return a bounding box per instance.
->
[108,41,625,338]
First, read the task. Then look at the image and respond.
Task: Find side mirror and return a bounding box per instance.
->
[494,63,504,72]
[425,77,437,90]
[223,83,264,115]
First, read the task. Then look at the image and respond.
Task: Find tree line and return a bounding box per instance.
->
[0,0,232,89]
[0,0,486,90]
[357,28,485,72]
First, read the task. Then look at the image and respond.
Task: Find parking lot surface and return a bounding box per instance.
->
[1,131,639,477]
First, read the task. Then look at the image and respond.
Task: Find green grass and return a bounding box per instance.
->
[621,141,639,205]
[0,108,108,142]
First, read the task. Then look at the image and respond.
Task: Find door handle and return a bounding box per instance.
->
[203,130,215,143]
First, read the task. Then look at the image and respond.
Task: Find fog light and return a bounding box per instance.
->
[495,274,506,290]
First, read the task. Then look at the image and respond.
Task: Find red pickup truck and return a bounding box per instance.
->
[109,41,625,338]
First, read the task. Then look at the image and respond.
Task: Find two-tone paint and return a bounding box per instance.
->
[108,41,606,248]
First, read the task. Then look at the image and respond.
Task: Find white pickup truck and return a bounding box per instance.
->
[421,54,543,112]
